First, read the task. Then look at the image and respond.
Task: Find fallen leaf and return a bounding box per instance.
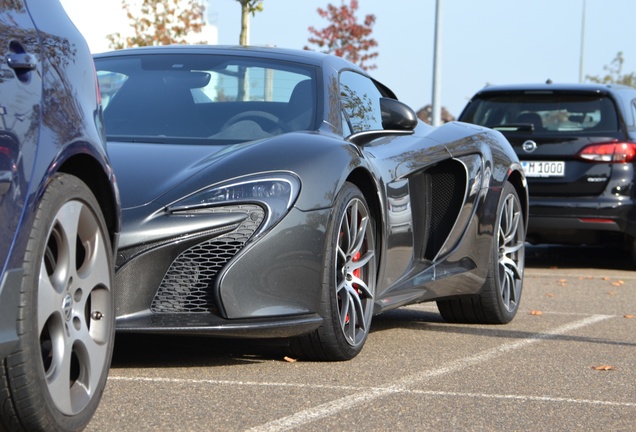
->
[601,277,611,281]
[591,365,616,371]
[545,293,554,298]
[624,314,635,319]
[608,291,617,295]
[558,279,568,283]
[530,310,543,315]
[283,356,297,363]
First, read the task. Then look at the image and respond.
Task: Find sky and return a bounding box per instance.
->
[59,0,636,118]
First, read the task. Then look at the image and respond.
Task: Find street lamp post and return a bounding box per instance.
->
[431,0,442,126]
[579,0,586,83]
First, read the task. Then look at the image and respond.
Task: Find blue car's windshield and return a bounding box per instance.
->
[95,53,318,143]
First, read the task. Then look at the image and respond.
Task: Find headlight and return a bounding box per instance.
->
[168,172,300,233]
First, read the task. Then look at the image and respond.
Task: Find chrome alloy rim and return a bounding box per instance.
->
[335,198,376,347]
[497,193,525,312]
[38,200,112,415]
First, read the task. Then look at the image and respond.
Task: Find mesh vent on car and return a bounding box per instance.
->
[425,162,466,259]
[150,204,264,313]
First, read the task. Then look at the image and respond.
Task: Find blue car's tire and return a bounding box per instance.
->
[0,173,115,431]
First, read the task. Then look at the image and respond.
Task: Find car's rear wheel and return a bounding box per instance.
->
[290,183,376,361]
[628,236,636,267]
[437,181,525,324]
[0,173,114,431]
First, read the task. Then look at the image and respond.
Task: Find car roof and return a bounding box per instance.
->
[93,44,365,73]
[471,82,636,97]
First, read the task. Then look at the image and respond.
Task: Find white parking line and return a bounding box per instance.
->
[247,314,613,432]
[109,374,636,408]
[108,314,618,431]
[403,389,636,407]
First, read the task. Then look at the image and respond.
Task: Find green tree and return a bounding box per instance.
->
[107,0,206,49]
[236,0,264,45]
[586,51,636,88]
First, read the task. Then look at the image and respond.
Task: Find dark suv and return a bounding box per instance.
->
[459,83,636,260]
[1,0,120,430]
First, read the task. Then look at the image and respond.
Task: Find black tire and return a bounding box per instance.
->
[629,236,636,267]
[437,182,525,324]
[0,173,115,431]
[290,183,376,361]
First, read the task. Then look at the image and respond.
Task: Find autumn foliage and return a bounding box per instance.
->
[306,0,378,71]
[107,0,207,49]
[586,51,636,88]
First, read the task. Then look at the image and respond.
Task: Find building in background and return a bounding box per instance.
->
[60,0,218,52]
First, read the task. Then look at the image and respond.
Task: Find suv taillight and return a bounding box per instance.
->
[578,142,636,163]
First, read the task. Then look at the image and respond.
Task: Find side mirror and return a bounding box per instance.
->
[381,97,418,131]
[347,97,418,146]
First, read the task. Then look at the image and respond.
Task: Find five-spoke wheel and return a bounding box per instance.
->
[1,173,115,431]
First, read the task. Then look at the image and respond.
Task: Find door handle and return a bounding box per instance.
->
[7,52,36,71]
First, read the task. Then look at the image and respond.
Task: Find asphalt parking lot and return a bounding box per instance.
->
[87,245,636,431]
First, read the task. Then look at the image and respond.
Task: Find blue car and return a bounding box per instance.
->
[0,0,120,430]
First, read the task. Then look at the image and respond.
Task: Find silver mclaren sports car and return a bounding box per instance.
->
[95,45,528,361]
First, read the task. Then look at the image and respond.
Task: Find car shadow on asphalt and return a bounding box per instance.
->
[111,333,290,368]
[525,243,633,270]
[371,307,636,349]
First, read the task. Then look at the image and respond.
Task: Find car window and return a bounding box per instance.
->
[339,70,384,134]
[193,65,306,103]
[95,54,317,142]
[463,93,620,134]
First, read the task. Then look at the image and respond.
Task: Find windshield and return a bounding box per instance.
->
[462,93,620,135]
[95,53,318,143]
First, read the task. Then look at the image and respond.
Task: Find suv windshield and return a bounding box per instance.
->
[461,93,620,134]
[95,54,317,142]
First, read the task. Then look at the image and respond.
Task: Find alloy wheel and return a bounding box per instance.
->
[335,198,376,348]
[38,199,113,415]
[497,192,525,312]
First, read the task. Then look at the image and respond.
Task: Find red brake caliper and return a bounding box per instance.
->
[352,251,361,280]
[344,251,362,325]
[339,218,362,326]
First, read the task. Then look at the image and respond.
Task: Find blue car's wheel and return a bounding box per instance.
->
[0,173,115,431]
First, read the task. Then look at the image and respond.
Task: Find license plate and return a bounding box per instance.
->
[521,161,565,177]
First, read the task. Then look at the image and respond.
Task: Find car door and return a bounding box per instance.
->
[0,1,42,271]
[338,70,454,295]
